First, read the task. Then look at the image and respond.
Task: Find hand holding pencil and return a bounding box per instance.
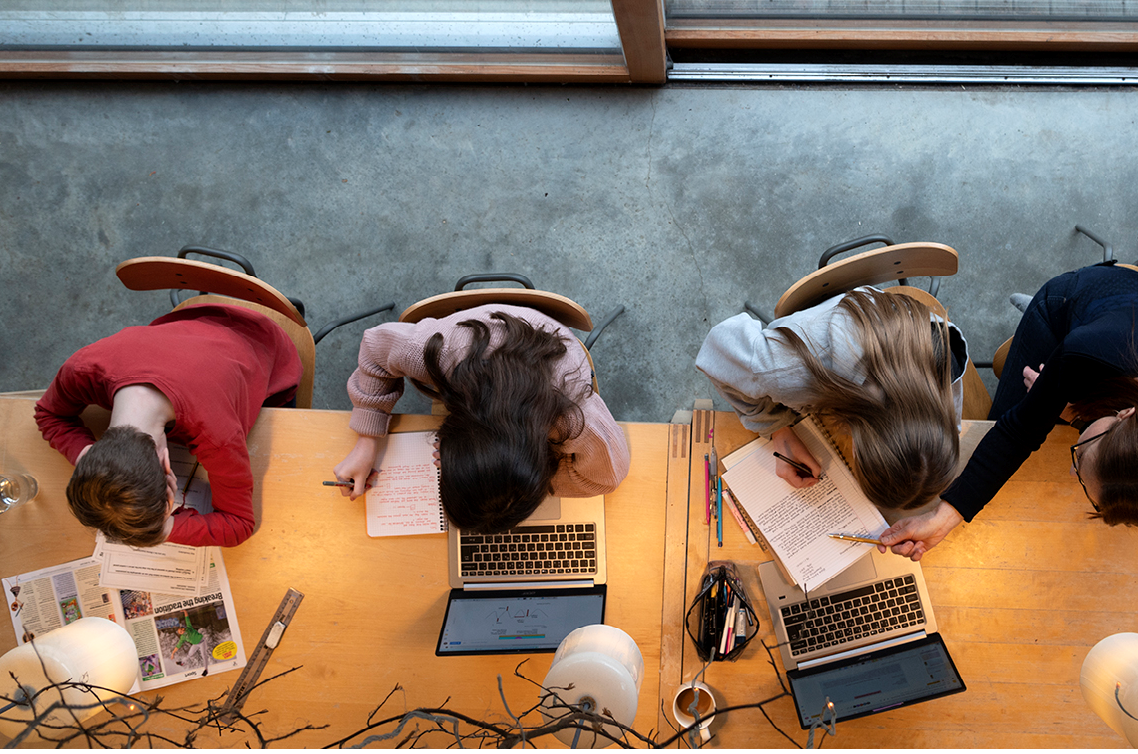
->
[770,427,821,488]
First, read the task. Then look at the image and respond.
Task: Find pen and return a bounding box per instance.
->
[704,454,711,525]
[828,533,884,545]
[710,445,719,521]
[722,488,757,545]
[716,477,723,547]
[773,451,815,478]
[322,480,355,488]
[182,460,199,498]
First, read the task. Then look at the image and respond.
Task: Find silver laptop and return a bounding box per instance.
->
[759,546,938,672]
[447,494,608,590]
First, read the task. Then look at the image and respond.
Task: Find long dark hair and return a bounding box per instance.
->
[775,290,959,511]
[424,311,588,534]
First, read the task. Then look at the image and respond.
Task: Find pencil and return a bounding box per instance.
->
[323,480,355,488]
[828,533,883,545]
[773,451,814,478]
[722,488,757,545]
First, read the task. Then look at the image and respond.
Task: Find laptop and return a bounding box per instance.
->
[759,547,965,727]
[436,494,608,656]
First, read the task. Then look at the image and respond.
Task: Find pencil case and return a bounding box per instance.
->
[684,561,759,662]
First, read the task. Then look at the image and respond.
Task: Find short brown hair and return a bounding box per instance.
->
[67,426,169,546]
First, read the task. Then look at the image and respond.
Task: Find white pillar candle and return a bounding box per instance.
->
[1080,632,1138,746]
[0,617,139,741]
[540,624,643,749]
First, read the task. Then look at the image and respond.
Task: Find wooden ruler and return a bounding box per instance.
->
[218,587,304,723]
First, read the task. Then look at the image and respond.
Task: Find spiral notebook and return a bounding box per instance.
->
[365,430,446,537]
[721,416,887,592]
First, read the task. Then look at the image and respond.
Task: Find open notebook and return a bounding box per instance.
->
[365,431,446,537]
[721,416,886,592]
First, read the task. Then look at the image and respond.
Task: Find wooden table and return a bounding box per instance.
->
[660,410,1136,748]
[0,397,677,748]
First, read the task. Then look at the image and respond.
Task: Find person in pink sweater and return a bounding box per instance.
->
[34,304,302,548]
[333,305,630,533]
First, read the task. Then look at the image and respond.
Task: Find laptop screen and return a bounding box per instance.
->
[436,585,606,656]
[787,634,965,728]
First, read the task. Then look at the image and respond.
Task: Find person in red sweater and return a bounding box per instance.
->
[34,304,302,548]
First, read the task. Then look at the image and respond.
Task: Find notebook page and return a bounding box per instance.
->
[721,419,886,592]
[365,431,446,537]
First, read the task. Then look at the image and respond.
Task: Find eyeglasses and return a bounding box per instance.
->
[1071,430,1110,512]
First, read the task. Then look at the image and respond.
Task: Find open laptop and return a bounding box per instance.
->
[759,547,965,727]
[436,494,608,656]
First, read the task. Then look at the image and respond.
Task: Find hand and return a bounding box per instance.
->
[76,444,93,464]
[1022,363,1045,392]
[877,500,963,561]
[771,427,821,489]
[333,436,381,500]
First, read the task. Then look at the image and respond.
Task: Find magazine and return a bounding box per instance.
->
[3,550,246,690]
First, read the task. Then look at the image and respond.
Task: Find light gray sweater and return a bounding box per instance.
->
[695,288,968,437]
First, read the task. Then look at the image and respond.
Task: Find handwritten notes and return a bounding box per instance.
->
[365,431,446,537]
[722,417,886,592]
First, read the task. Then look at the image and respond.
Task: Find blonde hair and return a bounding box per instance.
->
[776,289,959,511]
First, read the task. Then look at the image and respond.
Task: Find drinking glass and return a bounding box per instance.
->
[0,473,39,513]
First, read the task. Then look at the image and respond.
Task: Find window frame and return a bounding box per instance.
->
[0,0,667,83]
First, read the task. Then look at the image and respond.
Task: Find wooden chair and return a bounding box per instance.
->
[398,273,624,400]
[116,246,395,408]
[747,235,991,420]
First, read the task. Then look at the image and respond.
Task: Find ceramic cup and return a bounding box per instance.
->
[672,680,717,742]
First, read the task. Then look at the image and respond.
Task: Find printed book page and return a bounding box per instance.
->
[721,417,886,592]
[94,532,210,597]
[4,550,245,691]
[366,430,446,537]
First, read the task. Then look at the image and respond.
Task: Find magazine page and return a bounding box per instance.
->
[131,549,246,689]
[4,557,118,644]
[4,550,246,692]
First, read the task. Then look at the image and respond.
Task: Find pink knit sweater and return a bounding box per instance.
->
[347,304,630,497]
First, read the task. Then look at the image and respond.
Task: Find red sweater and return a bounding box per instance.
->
[34,304,302,547]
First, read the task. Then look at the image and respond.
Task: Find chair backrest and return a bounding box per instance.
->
[399,284,598,394]
[399,288,593,332]
[115,257,316,408]
[774,242,959,320]
[117,257,306,326]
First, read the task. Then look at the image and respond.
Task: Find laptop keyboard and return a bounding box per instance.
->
[460,524,597,578]
[781,575,925,657]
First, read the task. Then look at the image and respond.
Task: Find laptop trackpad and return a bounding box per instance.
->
[824,552,878,590]
[525,495,562,521]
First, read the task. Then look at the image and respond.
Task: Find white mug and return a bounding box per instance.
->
[672,680,717,743]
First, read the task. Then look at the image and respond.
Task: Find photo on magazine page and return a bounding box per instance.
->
[155,600,239,680]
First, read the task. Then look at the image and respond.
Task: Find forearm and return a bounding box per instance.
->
[550,398,630,496]
[167,449,256,547]
[34,395,96,464]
